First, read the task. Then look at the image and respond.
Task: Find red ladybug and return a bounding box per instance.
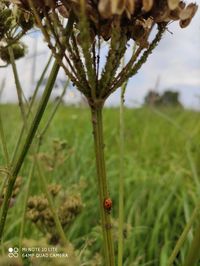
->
[104,198,112,211]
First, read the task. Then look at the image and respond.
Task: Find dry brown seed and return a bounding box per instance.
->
[179,1,186,9]
[180,18,192,28]
[142,0,154,12]
[179,3,198,20]
[168,0,179,10]
[10,0,21,4]
[112,0,126,15]
[125,0,135,18]
[98,0,112,18]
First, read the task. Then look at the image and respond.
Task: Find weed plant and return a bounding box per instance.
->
[0,0,199,265]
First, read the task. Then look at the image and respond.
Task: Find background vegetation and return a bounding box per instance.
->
[0,104,200,265]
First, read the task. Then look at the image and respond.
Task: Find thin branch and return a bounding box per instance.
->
[107,24,166,97]
[11,54,53,163]
[168,203,200,266]
[0,113,10,167]
[79,0,97,99]
[118,59,128,266]
[8,46,27,127]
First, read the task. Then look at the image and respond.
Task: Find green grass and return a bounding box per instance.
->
[0,104,200,265]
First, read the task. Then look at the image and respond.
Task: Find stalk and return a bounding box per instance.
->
[91,105,115,266]
[0,60,60,241]
[183,223,200,266]
[118,80,127,266]
[11,54,53,163]
[0,112,10,167]
[168,204,200,266]
[19,153,36,253]
[8,47,27,127]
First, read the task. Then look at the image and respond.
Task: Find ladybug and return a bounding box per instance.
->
[104,198,112,212]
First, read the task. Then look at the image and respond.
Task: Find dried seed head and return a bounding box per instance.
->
[11,0,198,34]
[48,184,61,197]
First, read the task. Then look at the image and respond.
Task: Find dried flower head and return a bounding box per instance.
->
[0,1,30,66]
[0,42,27,63]
[27,188,83,244]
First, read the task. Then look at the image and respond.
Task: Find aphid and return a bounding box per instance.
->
[104,198,112,212]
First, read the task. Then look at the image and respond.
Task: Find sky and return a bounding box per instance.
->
[0,2,200,109]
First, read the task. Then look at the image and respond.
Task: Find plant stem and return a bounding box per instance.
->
[19,152,36,254]
[11,55,53,163]
[168,204,200,266]
[8,47,27,127]
[91,106,115,266]
[0,112,10,167]
[118,80,127,266]
[0,60,60,241]
[183,223,200,266]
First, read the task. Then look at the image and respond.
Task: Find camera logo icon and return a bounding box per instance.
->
[8,247,19,258]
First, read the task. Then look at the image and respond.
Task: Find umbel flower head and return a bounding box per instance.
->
[0,1,33,64]
[10,0,198,107]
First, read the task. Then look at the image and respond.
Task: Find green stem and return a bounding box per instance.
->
[0,112,10,167]
[118,80,127,266]
[0,60,60,241]
[168,204,200,266]
[91,106,115,266]
[19,151,37,253]
[8,47,27,127]
[183,223,200,266]
[39,79,69,137]
[11,54,53,163]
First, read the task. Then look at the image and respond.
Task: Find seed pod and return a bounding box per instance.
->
[168,0,179,10]
[98,0,112,18]
[179,3,198,20]
[125,0,135,19]
[112,0,126,15]
[142,0,154,12]
[180,18,191,28]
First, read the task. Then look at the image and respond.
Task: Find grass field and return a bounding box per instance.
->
[0,104,200,265]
